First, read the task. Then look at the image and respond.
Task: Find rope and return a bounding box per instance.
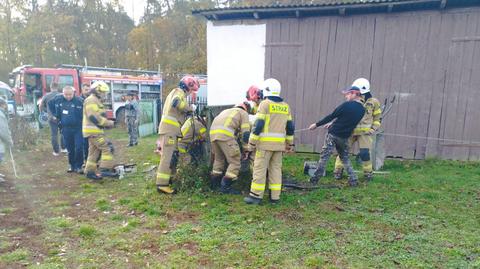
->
[294,128,310,133]
[380,132,480,145]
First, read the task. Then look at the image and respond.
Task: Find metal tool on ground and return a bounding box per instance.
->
[114,163,137,179]
[303,161,326,177]
[304,161,389,175]
[9,147,18,178]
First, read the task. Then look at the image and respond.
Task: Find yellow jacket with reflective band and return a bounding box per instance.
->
[210,107,250,143]
[158,88,191,136]
[178,117,207,152]
[353,97,382,135]
[249,99,294,151]
[82,94,109,138]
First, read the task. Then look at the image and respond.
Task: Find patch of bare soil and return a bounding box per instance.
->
[0,147,85,266]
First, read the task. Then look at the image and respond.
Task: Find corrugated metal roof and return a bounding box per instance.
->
[193,0,480,20]
[194,0,410,12]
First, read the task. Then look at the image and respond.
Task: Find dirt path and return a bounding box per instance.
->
[0,148,84,267]
[0,134,129,267]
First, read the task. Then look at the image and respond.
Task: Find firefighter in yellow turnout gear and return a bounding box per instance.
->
[209,101,253,193]
[83,81,116,180]
[178,116,207,163]
[244,78,295,205]
[334,78,382,181]
[156,75,198,194]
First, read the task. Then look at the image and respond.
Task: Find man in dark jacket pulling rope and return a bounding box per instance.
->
[308,86,365,187]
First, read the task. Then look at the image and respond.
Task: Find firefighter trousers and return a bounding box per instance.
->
[334,134,373,174]
[126,117,138,145]
[211,140,241,179]
[156,134,178,186]
[249,150,283,200]
[84,135,114,173]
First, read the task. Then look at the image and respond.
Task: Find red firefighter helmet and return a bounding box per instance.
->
[179,75,200,92]
[246,85,263,103]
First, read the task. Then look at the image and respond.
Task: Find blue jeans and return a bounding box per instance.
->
[49,121,65,153]
[62,127,84,170]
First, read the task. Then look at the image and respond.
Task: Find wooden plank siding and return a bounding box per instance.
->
[263,6,480,160]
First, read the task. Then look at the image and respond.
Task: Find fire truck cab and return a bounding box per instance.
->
[9,65,80,118]
[9,65,162,121]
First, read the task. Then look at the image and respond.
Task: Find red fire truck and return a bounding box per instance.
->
[8,64,163,121]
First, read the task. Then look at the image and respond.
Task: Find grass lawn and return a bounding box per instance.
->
[0,128,479,268]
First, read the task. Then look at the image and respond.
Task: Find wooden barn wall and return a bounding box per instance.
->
[263,7,480,160]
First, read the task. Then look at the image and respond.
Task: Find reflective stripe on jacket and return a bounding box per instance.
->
[158,88,190,136]
[353,97,382,135]
[249,99,294,151]
[210,107,250,143]
[82,95,108,137]
[178,117,207,153]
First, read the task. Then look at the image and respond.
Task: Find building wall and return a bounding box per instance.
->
[263,7,480,160]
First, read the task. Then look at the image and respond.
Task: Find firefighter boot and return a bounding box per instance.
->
[348,177,359,187]
[334,168,344,180]
[244,195,262,205]
[209,174,222,191]
[86,172,103,181]
[364,172,373,182]
[156,185,176,194]
[220,177,240,195]
[269,198,280,205]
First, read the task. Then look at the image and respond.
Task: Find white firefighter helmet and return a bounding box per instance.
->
[352,78,370,94]
[261,78,281,97]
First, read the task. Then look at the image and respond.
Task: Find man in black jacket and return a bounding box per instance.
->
[50,86,84,173]
[308,86,365,186]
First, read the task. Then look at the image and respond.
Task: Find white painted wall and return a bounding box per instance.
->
[207,21,266,106]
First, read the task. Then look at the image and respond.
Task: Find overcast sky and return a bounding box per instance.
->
[119,0,147,24]
[35,0,147,24]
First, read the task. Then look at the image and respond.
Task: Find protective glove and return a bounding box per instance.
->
[241,151,251,161]
[154,139,162,155]
[285,144,295,153]
[106,140,115,154]
[104,120,115,128]
[367,128,376,135]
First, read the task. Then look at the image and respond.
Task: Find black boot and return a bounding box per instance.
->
[209,174,222,191]
[244,196,262,205]
[348,178,359,187]
[364,172,373,182]
[334,168,343,180]
[220,177,240,195]
[86,171,103,181]
[309,176,319,185]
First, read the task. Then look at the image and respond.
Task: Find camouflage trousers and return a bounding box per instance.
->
[126,117,138,145]
[313,133,357,181]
